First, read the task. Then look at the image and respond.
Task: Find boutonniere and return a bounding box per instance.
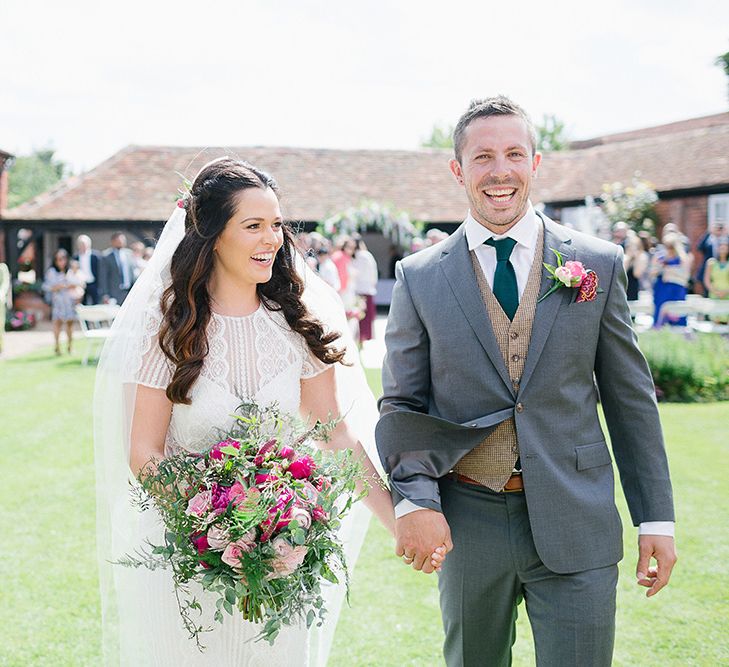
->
[537,248,602,303]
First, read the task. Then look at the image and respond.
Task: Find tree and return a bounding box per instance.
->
[536,114,569,152]
[7,149,70,209]
[421,123,454,149]
[716,49,729,101]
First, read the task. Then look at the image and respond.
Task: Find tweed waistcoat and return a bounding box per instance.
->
[453,224,544,490]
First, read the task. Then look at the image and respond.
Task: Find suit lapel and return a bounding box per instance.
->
[519,213,574,392]
[439,226,514,395]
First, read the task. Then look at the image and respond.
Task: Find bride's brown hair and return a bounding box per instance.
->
[158,158,345,404]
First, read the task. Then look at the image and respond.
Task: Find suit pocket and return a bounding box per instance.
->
[575,441,612,471]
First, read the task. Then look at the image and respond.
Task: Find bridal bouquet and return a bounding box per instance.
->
[117,402,366,648]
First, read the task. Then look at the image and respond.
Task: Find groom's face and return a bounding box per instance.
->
[450,115,541,232]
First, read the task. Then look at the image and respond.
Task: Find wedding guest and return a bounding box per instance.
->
[100,232,135,304]
[331,236,356,295]
[652,232,692,327]
[624,230,650,301]
[704,237,729,323]
[67,259,87,304]
[74,234,101,304]
[696,221,725,295]
[129,241,148,280]
[42,249,78,355]
[316,240,341,292]
[611,221,629,247]
[0,262,9,355]
[351,236,379,343]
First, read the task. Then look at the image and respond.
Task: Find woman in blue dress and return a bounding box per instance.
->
[651,232,692,327]
[43,249,84,354]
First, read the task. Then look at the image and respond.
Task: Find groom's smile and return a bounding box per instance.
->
[450,115,541,232]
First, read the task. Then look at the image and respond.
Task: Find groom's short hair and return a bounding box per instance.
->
[453,95,537,163]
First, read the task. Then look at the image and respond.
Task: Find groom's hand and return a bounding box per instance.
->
[396,509,453,574]
[636,535,677,597]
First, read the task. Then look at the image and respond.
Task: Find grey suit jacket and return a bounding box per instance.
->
[376,214,674,573]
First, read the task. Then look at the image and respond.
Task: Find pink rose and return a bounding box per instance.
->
[564,260,587,286]
[268,537,308,578]
[291,505,312,530]
[300,481,320,504]
[228,481,247,508]
[288,455,316,480]
[312,505,329,523]
[314,476,331,493]
[221,543,245,570]
[206,525,231,550]
[278,445,296,460]
[185,490,212,517]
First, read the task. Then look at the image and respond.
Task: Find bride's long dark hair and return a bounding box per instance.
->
[158,158,345,404]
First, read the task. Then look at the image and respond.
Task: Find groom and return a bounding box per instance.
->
[376,96,676,666]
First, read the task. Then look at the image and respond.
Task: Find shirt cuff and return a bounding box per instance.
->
[394,499,431,519]
[638,521,675,537]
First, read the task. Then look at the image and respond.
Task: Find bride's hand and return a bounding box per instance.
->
[430,544,447,572]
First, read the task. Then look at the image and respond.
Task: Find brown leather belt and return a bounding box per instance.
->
[450,472,524,493]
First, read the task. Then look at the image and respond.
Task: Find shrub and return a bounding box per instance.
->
[638,330,729,402]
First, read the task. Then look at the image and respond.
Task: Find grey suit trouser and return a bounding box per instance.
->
[437,477,618,667]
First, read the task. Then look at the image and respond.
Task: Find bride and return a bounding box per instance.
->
[94,158,442,666]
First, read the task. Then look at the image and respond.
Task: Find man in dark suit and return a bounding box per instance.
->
[99,232,135,304]
[74,234,101,305]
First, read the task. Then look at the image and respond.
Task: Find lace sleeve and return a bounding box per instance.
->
[300,338,331,379]
[133,308,174,389]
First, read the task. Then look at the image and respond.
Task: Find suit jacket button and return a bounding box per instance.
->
[515,402,524,413]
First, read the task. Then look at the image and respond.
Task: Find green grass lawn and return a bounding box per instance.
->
[1,352,727,666]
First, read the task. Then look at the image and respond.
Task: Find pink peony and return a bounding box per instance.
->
[268,537,308,578]
[564,260,587,286]
[185,490,212,517]
[191,532,209,554]
[255,473,279,485]
[312,505,329,523]
[206,525,231,550]
[288,455,316,480]
[278,445,296,460]
[210,438,241,461]
[211,483,231,511]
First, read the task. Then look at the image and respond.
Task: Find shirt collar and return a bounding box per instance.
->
[465,202,539,252]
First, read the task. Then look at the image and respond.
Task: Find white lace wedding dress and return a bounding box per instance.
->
[119,303,330,667]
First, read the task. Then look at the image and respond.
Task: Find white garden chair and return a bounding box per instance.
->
[75,304,120,365]
[655,301,699,330]
[692,299,729,335]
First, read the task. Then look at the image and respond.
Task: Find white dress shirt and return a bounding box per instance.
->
[394,203,674,537]
[78,250,95,284]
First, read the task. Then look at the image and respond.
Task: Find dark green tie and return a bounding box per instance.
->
[484,237,519,320]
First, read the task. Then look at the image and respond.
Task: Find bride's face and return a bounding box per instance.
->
[213,186,284,287]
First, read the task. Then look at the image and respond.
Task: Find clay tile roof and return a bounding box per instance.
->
[532,118,729,204]
[4,146,468,223]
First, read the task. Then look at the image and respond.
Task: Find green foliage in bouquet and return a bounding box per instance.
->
[116,402,367,649]
[639,331,729,402]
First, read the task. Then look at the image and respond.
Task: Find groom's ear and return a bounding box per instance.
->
[449,159,464,186]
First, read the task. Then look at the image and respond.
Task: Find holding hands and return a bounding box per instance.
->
[395,509,453,574]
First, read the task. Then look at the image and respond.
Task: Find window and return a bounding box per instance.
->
[708,194,729,225]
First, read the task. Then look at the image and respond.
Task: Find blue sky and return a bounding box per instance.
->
[2,0,728,171]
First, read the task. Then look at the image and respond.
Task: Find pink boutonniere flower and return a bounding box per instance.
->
[538,248,602,303]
